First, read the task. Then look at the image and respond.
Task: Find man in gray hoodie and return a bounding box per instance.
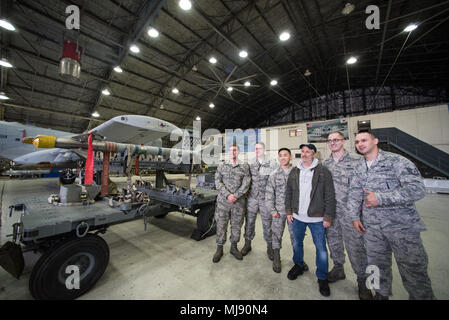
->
[285,144,336,297]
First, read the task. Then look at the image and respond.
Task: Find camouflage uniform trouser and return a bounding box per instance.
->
[326,211,368,279]
[272,214,295,250]
[215,198,245,246]
[244,196,271,244]
[364,225,435,299]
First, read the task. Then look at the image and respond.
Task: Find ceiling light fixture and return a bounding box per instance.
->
[346,56,357,64]
[341,3,355,15]
[404,24,418,32]
[113,66,123,73]
[102,89,111,95]
[148,27,159,38]
[227,87,233,92]
[209,57,217,64]
[244,81,251,87]
[195,116,201,121]
[209,103,215,108]
[92,111,100,118]
[179,0,192,10]
[160,104,164,109]
[279,31,290,41]
[239,50,248,58]
[304,69,311,77]
[270,79,278,86]
[130,45,140,53]
[0,59,13,68]
[0,92,10,100]
[172,88,179,94]
[0,19,16,31]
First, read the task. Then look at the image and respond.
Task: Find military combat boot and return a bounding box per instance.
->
[357,277,374,300]
[240,239,252,256]
[230,243,243,260]
[327,263,345,283]
[272,249,281,273]
[212,245,223,263]
[267,242,274,261]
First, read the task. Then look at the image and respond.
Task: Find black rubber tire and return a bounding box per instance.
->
[29,234,109,300]
[59,173,76,185]
[197,205,216,238]
[154,212,168,219]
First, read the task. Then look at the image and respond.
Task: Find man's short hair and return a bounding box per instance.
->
[278,147,291,155]
[229,144,240,151]
[357,130,376,139]
[255,141,266,148]
[328,131,345,139]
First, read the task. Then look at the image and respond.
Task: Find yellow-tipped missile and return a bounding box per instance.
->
[32,135,57,148]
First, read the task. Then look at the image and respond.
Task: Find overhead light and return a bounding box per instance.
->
[270,79,278,86]
[209,57,217,64]
[113,66,123,73]
[92,111,100,118]
[0,19,16,31]
[209,103,215,108]
[192,65,198,71]
[304,69,311,77]
[160,104,164,109]
[0,59,13,68]
[179,0,192,10]
[346,56,357,64]
[244,81,251,87]
[239,50,248,58]
[102,89,111,95]
[341,3,355,15]
[404,24,418,32]
[227,87,233,92]
[130,45,140,53]
[0,92,10,100]
[195,116,201,121]
[148,27,159,38]
[279,31,290,41]
[172,88,179,94]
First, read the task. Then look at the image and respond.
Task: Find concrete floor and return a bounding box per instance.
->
[1,176,448,300]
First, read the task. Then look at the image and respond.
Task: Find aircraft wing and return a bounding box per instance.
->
[85,115,183,144]
[13,148,81,165]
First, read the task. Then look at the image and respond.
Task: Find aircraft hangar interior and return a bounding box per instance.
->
[0,0,448,305]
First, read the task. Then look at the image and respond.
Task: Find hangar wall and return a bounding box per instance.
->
[222,104,449,165]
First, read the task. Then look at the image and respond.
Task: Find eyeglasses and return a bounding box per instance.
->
[327,138,344,144]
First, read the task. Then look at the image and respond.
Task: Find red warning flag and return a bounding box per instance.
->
[84,133,93,185]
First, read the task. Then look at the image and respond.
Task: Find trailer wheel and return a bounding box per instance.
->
[29,234,109,300]
[191,204,216,241]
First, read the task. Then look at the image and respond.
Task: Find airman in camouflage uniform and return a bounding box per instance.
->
[265,147,304,273]
[323,132,373,300]
[241,142,278,260]
[213,144,251,263]
[347,131,435,300]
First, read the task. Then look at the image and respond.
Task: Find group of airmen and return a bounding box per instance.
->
[212,130,436,300]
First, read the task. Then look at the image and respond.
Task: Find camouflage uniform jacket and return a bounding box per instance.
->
[215,160,251,203]
[265,165,292,216]
[346,149,427,231]
[248,158,278,200]
[323,151,362,212]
